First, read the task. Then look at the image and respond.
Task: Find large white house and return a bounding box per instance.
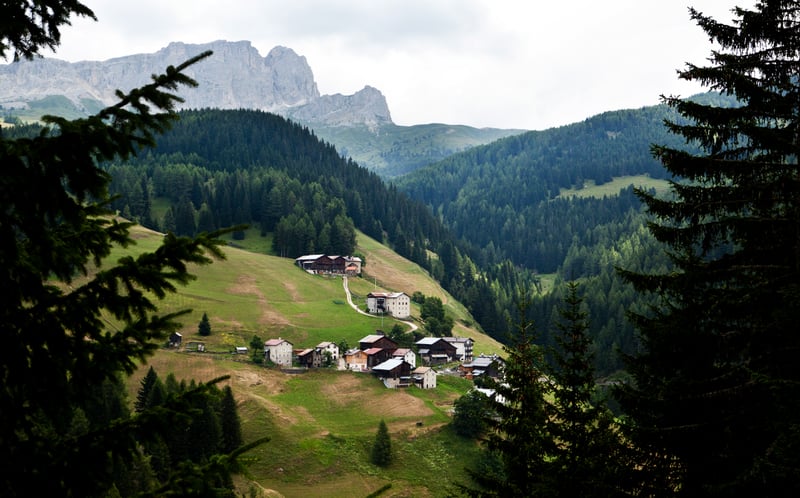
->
[366,292,410,318]
[264,337,293,367]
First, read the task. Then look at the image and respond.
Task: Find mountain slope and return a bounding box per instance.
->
[107,223,500,354]
[394,104,689,272]
[109,223,497,497]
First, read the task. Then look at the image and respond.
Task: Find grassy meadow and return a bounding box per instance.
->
[109,222,500,496]
[557,174,671,199]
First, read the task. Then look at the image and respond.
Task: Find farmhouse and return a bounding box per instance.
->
[460,354,504,380]
[372,358,413,388]
[344,348,368,371]
[363,347,393,369]
[296,348,320,368]
[444,336,474,362]
[358,333,399,352]
[264,337,293,367]
[412,366,437,389]
[294,254,362,275]
[415,337,458,365]
[316,341,340,361]
[366,292,411,318]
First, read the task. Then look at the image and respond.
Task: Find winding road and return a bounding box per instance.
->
[342,276,418,332]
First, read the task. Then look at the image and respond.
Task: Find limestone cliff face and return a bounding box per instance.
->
[0,40,391,127]
[286,85,392,129]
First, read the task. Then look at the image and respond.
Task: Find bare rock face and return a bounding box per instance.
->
[287,85,392,130]
[0,40,391,127]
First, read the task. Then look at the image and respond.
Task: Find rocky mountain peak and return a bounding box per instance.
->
[0,41,391,127]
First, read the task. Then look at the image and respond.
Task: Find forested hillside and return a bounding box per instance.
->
[100,109,526,344]
[393,101,718,374]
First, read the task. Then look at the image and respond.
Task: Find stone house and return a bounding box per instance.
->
[412,366,437,389]
[316,341,340,362]
[366,292,411,318]
[264,337,293,367]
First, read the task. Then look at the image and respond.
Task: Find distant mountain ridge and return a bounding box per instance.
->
[0,40,391,127]
[0,40,523,175]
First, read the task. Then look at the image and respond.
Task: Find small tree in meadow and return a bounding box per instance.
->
[371,419,392,467]
[198,312,212,336]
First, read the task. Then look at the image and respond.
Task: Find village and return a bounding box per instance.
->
[268,254,505,390]
[170,253,505,391]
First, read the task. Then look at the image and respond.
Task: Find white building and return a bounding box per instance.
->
[412,366,437,389]
[366,292,411,318]
[264,337,293,367]
[444,337,474,362]
[316,341,340,362]
[392,347,416,368]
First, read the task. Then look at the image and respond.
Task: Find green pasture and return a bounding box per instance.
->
[558,175,671,199]
[238,369,478,497]
[102,225,407,351]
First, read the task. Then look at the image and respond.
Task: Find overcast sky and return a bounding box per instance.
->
[43,0,747,130]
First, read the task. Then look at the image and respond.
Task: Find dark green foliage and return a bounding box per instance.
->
[387,323,413,348]
[0,0,95,61]
[370,419,392,467]
[546,281,629,497]
[466,287,630,497]
[395,105,692,273]
[249,334,264,364]
[420,294,454,337]
[452,390,490,439]
[477,297,553,496]
[617,3,800,496]
[135,366,159,413]
[0,6,258,493]
[198,311,212,336]
[219,386,243,454]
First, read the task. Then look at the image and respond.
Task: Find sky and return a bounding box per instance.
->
[42,0,748,130]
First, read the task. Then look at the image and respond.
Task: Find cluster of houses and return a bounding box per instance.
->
[259,331,504,390]
[176,253,507,389]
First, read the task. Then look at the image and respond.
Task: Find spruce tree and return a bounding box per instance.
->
[219,386,243,454]
[198,312,212,336]
[617,2,800,496]
[477,297,554,496]
[0,2,245,495]
[370,419,392,467]
[135,366,160,413]
[547,281,628,497]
